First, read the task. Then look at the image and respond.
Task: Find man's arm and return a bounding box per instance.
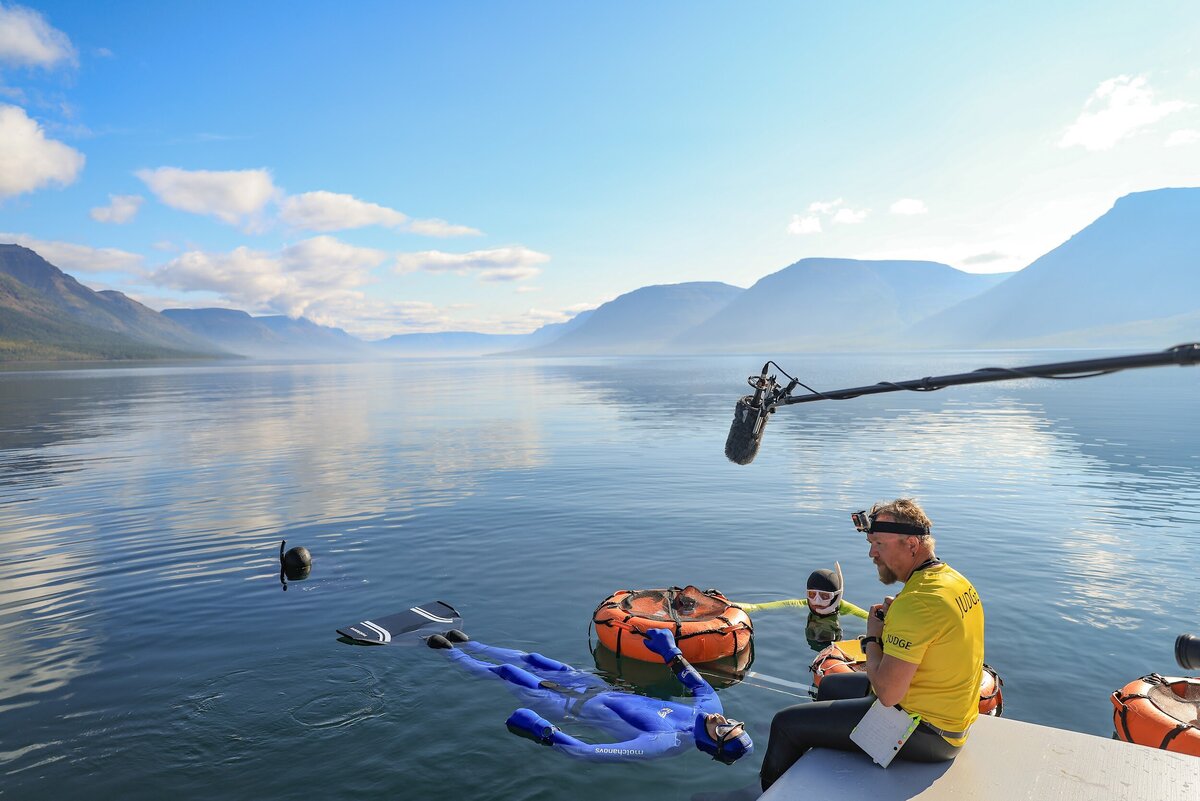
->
[862,597,920,706]
[863,648,919,706]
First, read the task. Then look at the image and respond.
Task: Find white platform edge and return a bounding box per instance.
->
[759,714,1200,801]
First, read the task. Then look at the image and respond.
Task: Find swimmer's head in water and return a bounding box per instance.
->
[695,713,753,764]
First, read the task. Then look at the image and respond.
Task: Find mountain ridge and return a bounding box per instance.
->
[513,282,745,356]
[0,244,225,360]
[2,185,1197,361]
[906,187,1200,347]
[671,259,1009,354]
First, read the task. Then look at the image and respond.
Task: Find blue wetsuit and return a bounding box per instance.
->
[436,631,745,763]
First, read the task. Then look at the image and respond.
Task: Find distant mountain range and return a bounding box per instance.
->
[161,308,373,360]
[672,260,1007,353]
[372,311,595,357]
[512,282,745,355]
[1,187,1197,362]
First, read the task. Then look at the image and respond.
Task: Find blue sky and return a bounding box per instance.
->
[2,2,1198,338]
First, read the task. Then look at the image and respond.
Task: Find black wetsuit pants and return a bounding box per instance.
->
[759,673,961,791]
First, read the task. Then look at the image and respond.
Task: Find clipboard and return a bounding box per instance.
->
[849,699,920,767]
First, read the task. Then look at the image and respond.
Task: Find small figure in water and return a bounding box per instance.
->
[427,627,753,764]
[736,563,868,649]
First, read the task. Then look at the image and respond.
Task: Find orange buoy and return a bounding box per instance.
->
[808,641,1005,716]
[591,586,753,664]
[809,641,861,684]
[977,663,1004,716]
[1111,673,1200,756]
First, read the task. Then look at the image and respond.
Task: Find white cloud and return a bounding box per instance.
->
[1059,75,1191,151]
[808,198,843,214]
[787,214,822,235]
[832,207,868,224]
[277,190,483,237]
[481,303,596,335]
[0,103,84,198]
[514,285,541,293]
[148,235,388,319]
[407,217,483,237]
[791,197,868,231]
[962,251,1007,266]
[281,235,386,285]
[150,246,279,302]
[337,298,455,339]
[889,198,928,215]
[520,307,573,326]
[394,246,550,282]
[279,190,407,231]
[1165,129,1200,147]
[480,265,541,282]
[136,166,278,227]
[90,193,143,224]
[0,4,76,69]
[0,232,143,274]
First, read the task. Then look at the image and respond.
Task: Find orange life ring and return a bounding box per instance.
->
[809,641,861,684]
[591,586,753,664]
[1111,673,1200,756]
[977,663,1004,716]
[809,642,1005,716]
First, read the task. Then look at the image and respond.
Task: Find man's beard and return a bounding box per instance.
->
[876,562,899,584]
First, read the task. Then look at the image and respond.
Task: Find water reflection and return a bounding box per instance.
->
[0,362,553,534]
[0,511,99,715]
[0,360,564,726]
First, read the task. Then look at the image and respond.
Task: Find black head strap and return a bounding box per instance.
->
[869,519,930,536]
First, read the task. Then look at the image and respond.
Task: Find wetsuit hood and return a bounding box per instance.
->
[806,562,844,615]
[693,713,753,764]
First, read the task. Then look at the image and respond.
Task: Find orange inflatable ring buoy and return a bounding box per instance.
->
[809,641,861,684]
[591,586,753,664]
[1111,673,1200,756]
[809,642,1005,717]
[977,663,1004,716]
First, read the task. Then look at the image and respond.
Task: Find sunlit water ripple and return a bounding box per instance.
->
[1,354,1197,800]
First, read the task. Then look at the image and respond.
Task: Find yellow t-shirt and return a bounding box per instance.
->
[881,563,984,745]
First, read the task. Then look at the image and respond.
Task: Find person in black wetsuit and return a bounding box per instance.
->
[427,626,753,764]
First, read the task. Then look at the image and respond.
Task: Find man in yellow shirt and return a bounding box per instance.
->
[759,498,985,790]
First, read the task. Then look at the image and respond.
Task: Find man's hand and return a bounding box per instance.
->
[867,596,894,637]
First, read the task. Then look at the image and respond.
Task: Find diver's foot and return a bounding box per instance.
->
[426,634,454,649]
[444,629,470,643]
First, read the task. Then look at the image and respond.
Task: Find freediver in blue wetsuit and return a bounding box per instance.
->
[427,627,753,764]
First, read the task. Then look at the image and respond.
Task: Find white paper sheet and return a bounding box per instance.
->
[849,700,920,768]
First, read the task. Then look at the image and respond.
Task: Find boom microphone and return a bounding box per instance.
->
[725,345,1200,466]
[725,363,783,465]
[725,394,770,465]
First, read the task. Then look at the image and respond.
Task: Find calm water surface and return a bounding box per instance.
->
[1,353,1197,800]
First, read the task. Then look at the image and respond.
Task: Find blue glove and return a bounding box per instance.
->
[643,627,683,663]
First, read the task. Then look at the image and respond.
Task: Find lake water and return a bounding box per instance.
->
[1,352,1197,800]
